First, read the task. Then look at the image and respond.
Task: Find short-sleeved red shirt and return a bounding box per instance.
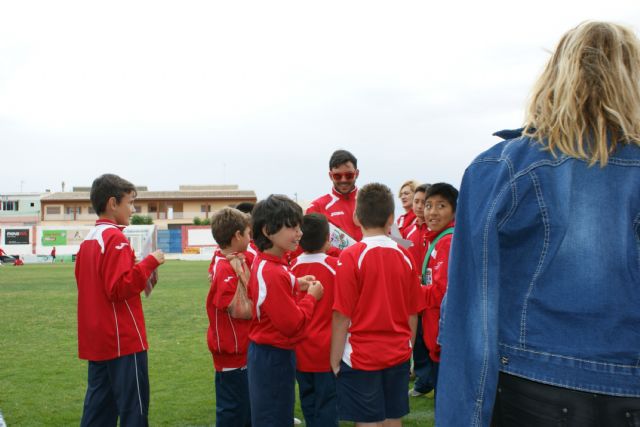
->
[333,235,423,370]
[291,253,337,372]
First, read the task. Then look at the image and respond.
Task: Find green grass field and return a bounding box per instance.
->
[0,261,434,426]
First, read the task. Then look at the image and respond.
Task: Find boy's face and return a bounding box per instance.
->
[412,191,426,220]
[424,194,455,233]
[112,192,136,226]
[233,226,251,252]
[329,161,359,195]
[268,224,302,253]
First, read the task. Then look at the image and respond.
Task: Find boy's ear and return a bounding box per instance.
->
[353,211,361,227]
[262,225,270,239]
[107,196,117,212]
[385,214,394,227]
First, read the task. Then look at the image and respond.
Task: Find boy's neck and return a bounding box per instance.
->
[98,214,119,224]
[264,247,285,258]
[416,217,425,226]
[305,249,326,255]
[361,227,388,238]
[220,244,248,256]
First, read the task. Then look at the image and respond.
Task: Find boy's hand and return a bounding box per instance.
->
[297,275,316,291]
[151,250,165,265]
[228,254,250,285]
[307,280,324,301]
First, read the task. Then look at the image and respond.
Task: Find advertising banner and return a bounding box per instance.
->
[42,230,67,246]
[5,229,30,245]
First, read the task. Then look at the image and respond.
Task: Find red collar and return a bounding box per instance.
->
[425,221,455,240]
[95,219,126,231]
[257,251,289,266]
[331,186,358,201]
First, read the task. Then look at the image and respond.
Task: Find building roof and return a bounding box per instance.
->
[41,188,256,202]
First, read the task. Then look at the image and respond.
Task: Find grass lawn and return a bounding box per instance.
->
[0,261,434,426]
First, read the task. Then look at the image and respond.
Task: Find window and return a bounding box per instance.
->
[134,205,142,213]
[2,201,18,211]
[65,206,81,215]
[200,204,210,213]
[88,207,95,214]
[30,202,35,207]
[46,206,61,215]
[149,204,158,213]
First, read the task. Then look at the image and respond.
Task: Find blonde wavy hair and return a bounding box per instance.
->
[524,21,640,166]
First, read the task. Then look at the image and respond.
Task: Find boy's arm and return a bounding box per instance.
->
[227,257,253,320]
[102,233,161,301]
[330,310,350,375]
[409,314,418,347]
[261,269,318,337]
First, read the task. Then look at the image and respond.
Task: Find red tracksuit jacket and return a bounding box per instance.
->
[247,252,317,350]
[307,187,363,243]
[76,219,159,361]
[206,250,252,371]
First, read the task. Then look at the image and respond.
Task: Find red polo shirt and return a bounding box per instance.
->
[291,253,338,372]
[333,235,423,370]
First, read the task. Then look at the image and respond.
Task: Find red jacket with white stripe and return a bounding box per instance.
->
[247,252,317,350]
[76,219,159,361]
[403,221,428,271]
[291,253,337,372]
[421,221,455,362]
[307,187,363,243]
[206,250,251,371]
[397,210,417,236]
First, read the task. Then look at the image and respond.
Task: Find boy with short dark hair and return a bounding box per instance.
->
[291,213,339,427]
[331,183,423,426]
[404,183,436,398]
[206,207,253,427]
[247,195,324,426]
[420,182,458,392]
[76,173,165,426]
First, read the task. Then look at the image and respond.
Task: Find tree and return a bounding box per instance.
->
[131,214,153,225]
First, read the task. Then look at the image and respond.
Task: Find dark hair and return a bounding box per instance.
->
[414,183,431,195]
[211,208,250,249]
[356,183,394,229]
[234,202,255,214]
[329,149,358,169]
[90,174,137,215]
[425,182,459,213]
[300,213,330,253]
[252,195,303,252]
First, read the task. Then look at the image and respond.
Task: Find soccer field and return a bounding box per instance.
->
[0,261,434,426]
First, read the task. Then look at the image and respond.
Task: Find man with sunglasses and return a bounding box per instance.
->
[307,150,363,253]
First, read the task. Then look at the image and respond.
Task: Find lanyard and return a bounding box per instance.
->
[421,227,454,285]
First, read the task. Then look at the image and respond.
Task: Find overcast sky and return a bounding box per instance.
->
[1,1,638,209]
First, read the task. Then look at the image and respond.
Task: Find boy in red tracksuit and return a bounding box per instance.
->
[419,183,458,393]
[331,183,423,426]
[403,183,437,398]
[206,208,253,427]
[75,174,164,427]
[291,213,339,427]
[246,195,324,427]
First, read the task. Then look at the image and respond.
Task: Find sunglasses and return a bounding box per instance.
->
[331,172,356,180]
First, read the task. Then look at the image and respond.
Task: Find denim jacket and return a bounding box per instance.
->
[436,130,640,426]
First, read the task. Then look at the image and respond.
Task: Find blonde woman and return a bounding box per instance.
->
[396,179,420,235]
[438,22,640,426]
